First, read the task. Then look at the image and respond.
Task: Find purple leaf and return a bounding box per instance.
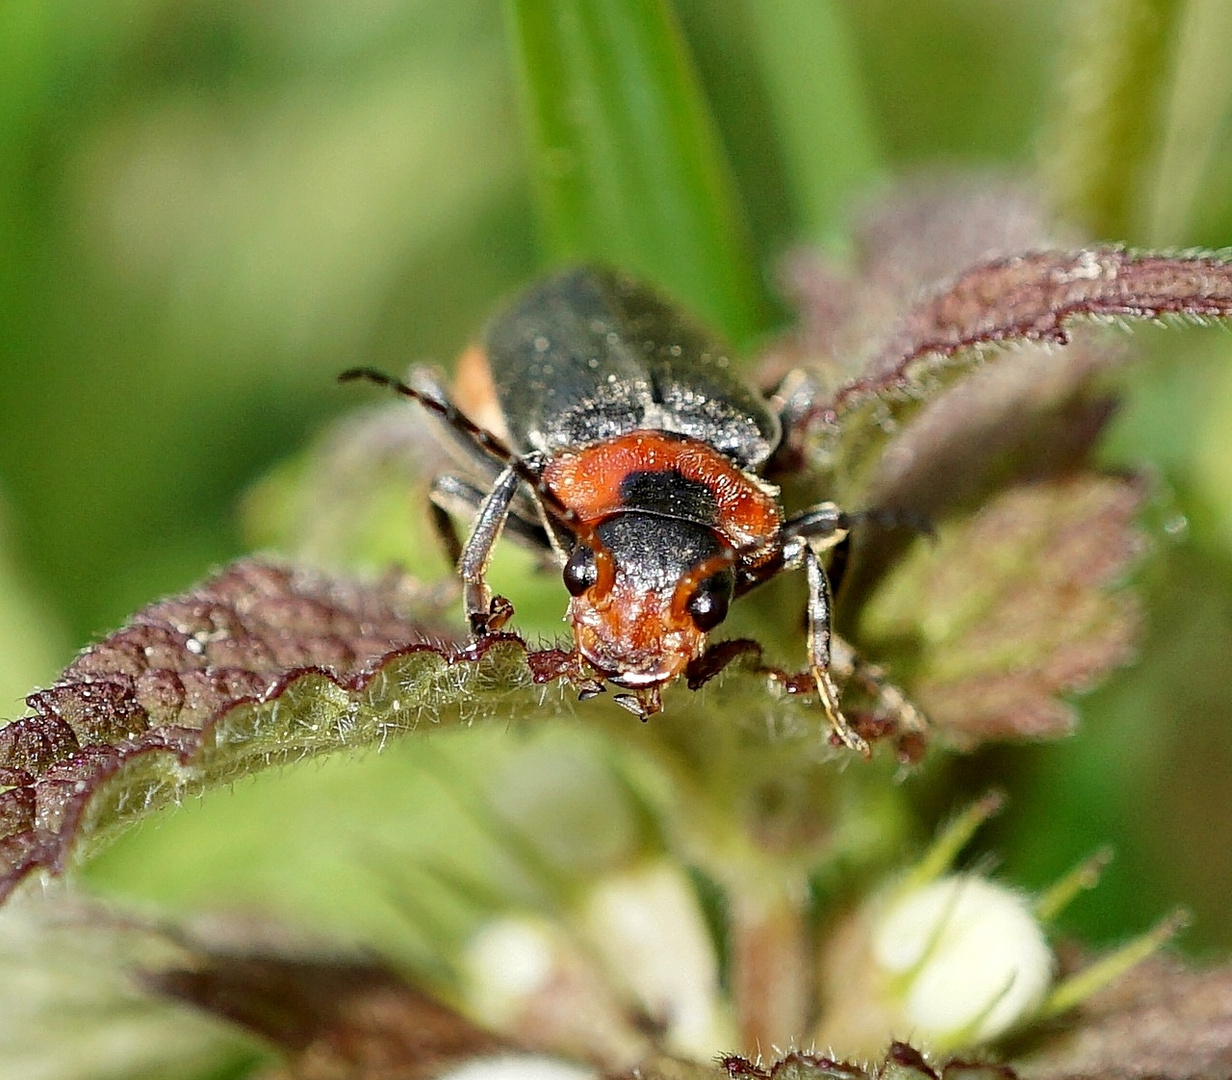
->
[0,559,473,900]
[855,473,1147,745]
[831,248,1232,419]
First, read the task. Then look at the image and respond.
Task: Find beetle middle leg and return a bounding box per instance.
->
[430,473,553,568]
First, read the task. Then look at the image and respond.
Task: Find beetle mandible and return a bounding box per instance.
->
[342,266,919,756]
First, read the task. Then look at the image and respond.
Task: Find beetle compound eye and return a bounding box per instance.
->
[563,543,599,596]
[686,571,733,632]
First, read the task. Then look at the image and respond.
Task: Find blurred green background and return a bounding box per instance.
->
[3,0,1232,959]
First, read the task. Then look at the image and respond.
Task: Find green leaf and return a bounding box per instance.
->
[240,402,455,579]
[0,889,260,1080]
[0,560,528,900]
[506,0,767,343]
[1143,0,1232,242]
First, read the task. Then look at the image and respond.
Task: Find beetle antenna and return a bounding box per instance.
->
[339,367,588,535]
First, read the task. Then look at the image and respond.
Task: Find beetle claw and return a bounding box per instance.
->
[613,694,644,717]
[612,685,662,720]
[466,595,515,638]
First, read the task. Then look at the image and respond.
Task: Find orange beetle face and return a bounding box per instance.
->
[539,431,782,709]
[561,513,734,690]
[568,580,704,689]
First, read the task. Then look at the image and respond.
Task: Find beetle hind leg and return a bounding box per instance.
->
[829,638,928,742]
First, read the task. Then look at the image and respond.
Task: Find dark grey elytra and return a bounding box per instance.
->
[484,267,781,470]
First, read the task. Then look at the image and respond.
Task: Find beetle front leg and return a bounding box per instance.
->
[457,464,522,637]
[803,544,870,757]
[779,501,867,753]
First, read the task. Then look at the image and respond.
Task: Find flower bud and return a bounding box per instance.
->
[578,859,734,1061]
[818,873,1053,1054]
[874,874,1053,1043]
[461,914,650,1069]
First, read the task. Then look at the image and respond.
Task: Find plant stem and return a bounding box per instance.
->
[728,876,812,1053]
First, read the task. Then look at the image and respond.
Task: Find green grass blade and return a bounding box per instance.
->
[1145,0,1232,242]
[506,0,767,343]
[1042,0,1186,241]
[744,0,883,250]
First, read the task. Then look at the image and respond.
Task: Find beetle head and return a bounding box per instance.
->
[563,513,735,690]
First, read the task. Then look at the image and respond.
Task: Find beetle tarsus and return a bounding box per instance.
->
[486,595,514,631]
[812,661,872,758]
